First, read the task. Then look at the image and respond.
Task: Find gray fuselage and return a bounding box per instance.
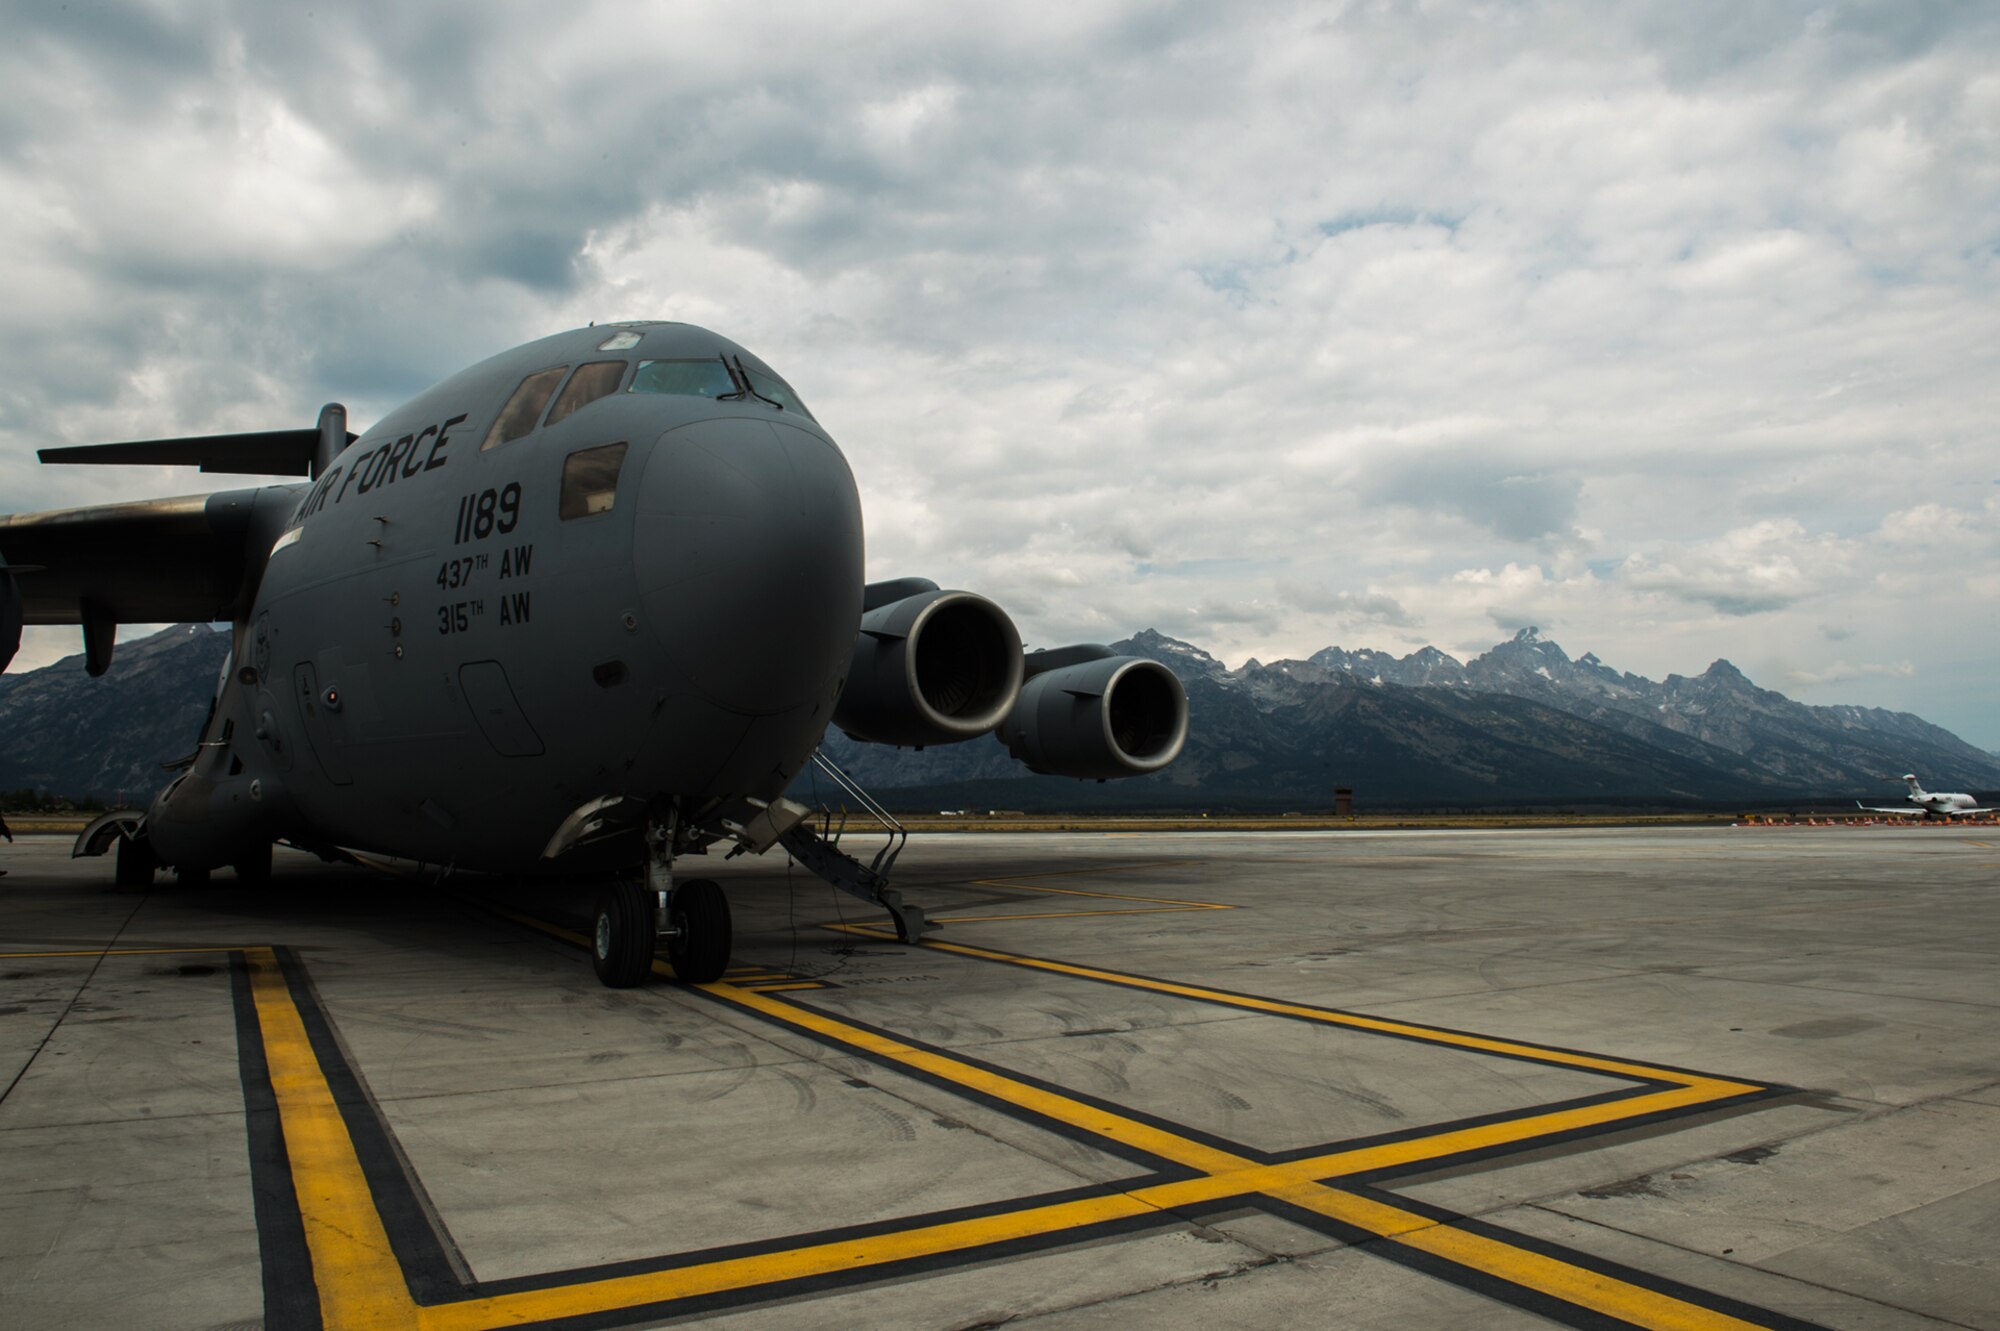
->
[222,322,862,871]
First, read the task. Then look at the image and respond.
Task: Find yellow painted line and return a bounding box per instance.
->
[825,921,931,938]
[972,859,1207,883]
[416,979,1747,1330]
[926,907,1221,924]
[243,947,414,1329]
[713,979,1752,1178]
[239,938,1205,1327]
[445,905,1783,1327]
[715,978,1250,1173]
[1271,1183,1779,1331]
[819,925,1756,1094]
[411,1160,1765,1331]
[0,946,244,958]
[911,935,1760,1091]
[491,910,591,950]
[416,1190,1168,1331]
[968,878,1232,910]
[695,984,1771,1330]
[740,982,826,993]
[1290,1082,1737,1180]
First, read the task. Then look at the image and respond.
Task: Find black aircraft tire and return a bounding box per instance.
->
[114,835,156,888]
[666,879,731,984]
[592,882,655,988]
[176,865,211,888]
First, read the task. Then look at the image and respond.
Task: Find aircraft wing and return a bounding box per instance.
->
[0,488,302,674]
[37,428,325,476]
[4,414,356,674]
[1855,804,1921,816]
[0,491,280,626]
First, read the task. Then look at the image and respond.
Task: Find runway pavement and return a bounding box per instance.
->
[1,825,1995,1329]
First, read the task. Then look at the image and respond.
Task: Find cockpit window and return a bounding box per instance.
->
[545,360,629,429]
[481,366,567,451]
[560,442,628,520]
[739,364,814,421]
[629,358,740,401]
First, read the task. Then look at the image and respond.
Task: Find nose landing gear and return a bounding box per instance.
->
[664,879,730,982]
[590,809,733,988]
[590,876,735,987]
[590,881,656,987]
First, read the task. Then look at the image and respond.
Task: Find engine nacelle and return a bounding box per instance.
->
[997,649,1189,779]
[833,583,1024,747]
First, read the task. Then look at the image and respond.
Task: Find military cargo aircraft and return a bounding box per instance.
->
[0,322,1188,986]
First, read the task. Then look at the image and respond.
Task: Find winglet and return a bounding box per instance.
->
[314,404,349,479]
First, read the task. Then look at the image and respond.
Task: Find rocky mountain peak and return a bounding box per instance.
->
[1,622,230,799]
[1484,626,1570,664]
[9,622,1999,812]
[1115,628,1229,681]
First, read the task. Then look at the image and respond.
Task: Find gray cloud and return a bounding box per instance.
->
[4,2,2000,745]
[1279,583,1417,629]
[1364,456,1583,544]
[1487,607,1545,635]
[1786,659,1916,688]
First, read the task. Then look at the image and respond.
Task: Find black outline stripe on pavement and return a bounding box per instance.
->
[231,951,323,1331]
[273,946,469,1303]
[219,914,1831,1331]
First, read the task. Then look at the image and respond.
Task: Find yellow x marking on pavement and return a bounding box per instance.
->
[227,910,1810,1331]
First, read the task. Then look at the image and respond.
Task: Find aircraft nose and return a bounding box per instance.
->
[632,417,864,716]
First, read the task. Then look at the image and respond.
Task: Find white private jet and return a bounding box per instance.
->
[1857,774,1994,819]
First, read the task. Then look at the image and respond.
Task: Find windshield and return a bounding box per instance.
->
[630,359,739,400]
[740,364,814,420]
[482,366,566,450]
[545,361,629,429]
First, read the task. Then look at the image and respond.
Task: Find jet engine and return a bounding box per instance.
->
[833,580,1024,747]
[996,647,1189,780]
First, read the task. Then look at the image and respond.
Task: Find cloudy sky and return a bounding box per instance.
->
[4,1,1997,747]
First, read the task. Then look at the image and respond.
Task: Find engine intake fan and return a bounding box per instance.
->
[997,646,1189,779]
[833,580,1024,747]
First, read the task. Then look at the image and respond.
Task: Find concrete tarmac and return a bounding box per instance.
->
[1,825,1995,1330]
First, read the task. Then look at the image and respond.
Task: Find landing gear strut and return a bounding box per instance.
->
[589,809,734,989]
[233,841,272,886]
[114,833,156,888]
